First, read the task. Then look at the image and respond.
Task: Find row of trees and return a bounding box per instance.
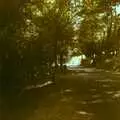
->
[73,0,120,68]
[0,0,74,97]
[0,0,120,97]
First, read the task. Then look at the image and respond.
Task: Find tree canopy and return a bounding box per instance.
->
[1,0,120,97]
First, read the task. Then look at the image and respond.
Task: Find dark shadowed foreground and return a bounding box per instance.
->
[1,68,120,120]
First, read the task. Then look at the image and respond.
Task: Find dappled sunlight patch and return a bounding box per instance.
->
[60,88,73,95]
[105,91,114,95]
[103,90,120,101]
[92,94,101,98]
[29,100,76,120]
[96,79,120,83]
[73,110,94,120]
[18,81,54,96]
[112,91,120,99]
[96,79,113,82]
[60,89,73,103]
[75,110,93,116]
[90,89,96,92]
[24,81,53,90]
[64,89,73,93]
[112,72,120,75]
[84,68,96,72]
[76,101,88,105]
[76,111,88,115]
[102,84,110,88]
[60,96,73,102]
[90,99,104,104]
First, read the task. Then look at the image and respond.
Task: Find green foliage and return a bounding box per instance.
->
[1,0,120,97]
[75,0,120,64]
[0,0,75,97]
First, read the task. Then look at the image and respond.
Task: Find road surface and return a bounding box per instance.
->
[1,67,120,120]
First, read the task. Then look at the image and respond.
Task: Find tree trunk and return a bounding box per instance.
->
[60,52,63,72]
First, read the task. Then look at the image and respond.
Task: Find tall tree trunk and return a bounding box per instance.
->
[106,1,113,42]
[60,51,63,72]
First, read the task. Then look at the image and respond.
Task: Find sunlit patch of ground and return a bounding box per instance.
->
[76,101,88,105]
[60,96,73,102]
[92,94,101,98]
[96,79,120,83]
[90,99,104,104]
[73,110,94,120]
[2,70,120,120]
[112,72,120,75]
[28,94,94,120]
[112,91,120,99]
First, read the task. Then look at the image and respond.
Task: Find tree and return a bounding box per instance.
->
[0,0,75,99]
[0,0,28,97]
